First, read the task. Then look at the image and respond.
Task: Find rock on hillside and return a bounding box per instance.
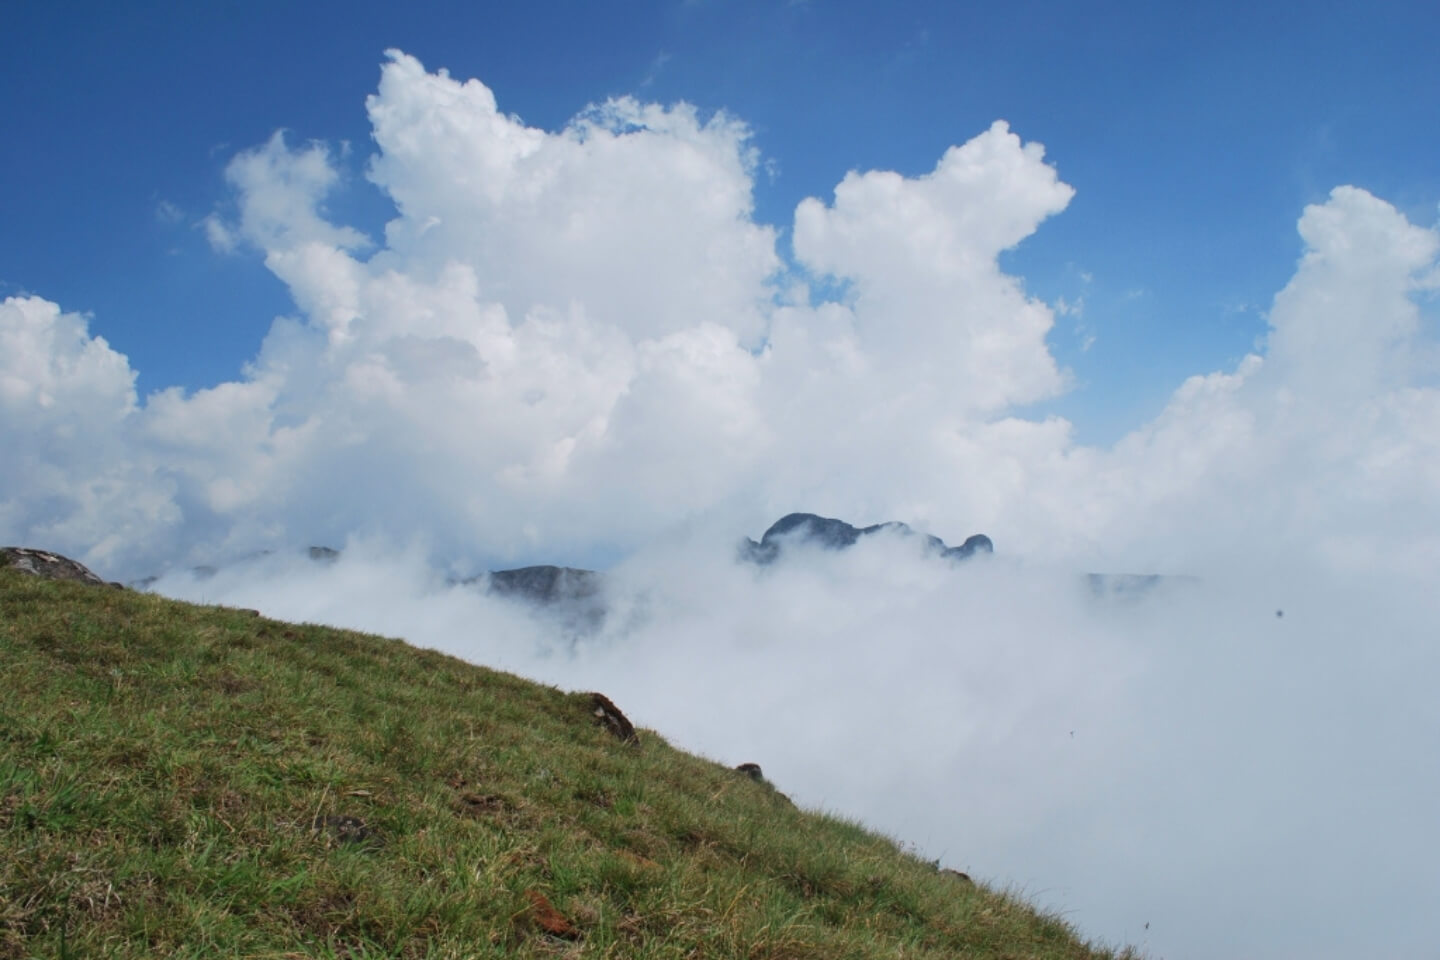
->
[1,547,118,588]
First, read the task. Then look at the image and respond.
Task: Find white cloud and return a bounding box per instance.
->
[202,214,237,253]
[4,52,1440,957]
[365,51,779,345]
[7,51,1439,579]
[0,297,176,565]
[5,60,1111,574]
[154,199,184,224]
[0,297,137,419]
[4,50,1437,586]
[792,120,1073,415]
[218,131,371,256]
[640,50,672,89]
[1074,187,1440,574]
[1265,186,1439,400]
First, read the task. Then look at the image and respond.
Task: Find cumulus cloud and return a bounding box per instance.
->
[792,120,1073,414]
[0,297,176,564]
[3,50,1440,958]
[3,52,1081,571]
[1073,187,1440,573]
[365,51,779,345]
[217,131,371,257]
[16,51,1436,579]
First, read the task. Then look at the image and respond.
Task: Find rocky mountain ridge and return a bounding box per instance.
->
[6,513,1176,612]
[740,512,994,565]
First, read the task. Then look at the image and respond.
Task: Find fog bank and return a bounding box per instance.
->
[152,532,1440,960]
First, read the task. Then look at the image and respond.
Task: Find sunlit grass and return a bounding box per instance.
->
[0,569,1139,958]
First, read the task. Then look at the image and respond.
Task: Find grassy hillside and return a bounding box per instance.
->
[0,569,1134,959]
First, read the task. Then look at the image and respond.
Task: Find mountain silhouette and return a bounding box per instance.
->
[739,512,993,565]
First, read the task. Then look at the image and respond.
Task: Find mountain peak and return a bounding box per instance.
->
[741,512,993,565]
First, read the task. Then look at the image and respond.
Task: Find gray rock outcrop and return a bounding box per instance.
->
[0,547,118,588]
[740,513,993,565]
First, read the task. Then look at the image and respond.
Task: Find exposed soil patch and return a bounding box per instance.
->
[311,814,380,848]
[456,792,510,817]
[522,889,580,939]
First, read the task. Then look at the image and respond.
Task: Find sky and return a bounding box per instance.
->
[4,2,1440,957]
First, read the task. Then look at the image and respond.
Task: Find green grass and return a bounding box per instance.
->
[0,569,1138,959]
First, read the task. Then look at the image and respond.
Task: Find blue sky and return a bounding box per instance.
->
[7,0,1437,444]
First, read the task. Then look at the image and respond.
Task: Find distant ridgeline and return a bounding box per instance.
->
[9,513,1174,627]
[459,513,997,634]
[463,513,994,612]
[126,545,341,592]
[739,512,994,565]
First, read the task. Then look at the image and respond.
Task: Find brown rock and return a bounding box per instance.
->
[733,761,795,807]
[587,692,639,745]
